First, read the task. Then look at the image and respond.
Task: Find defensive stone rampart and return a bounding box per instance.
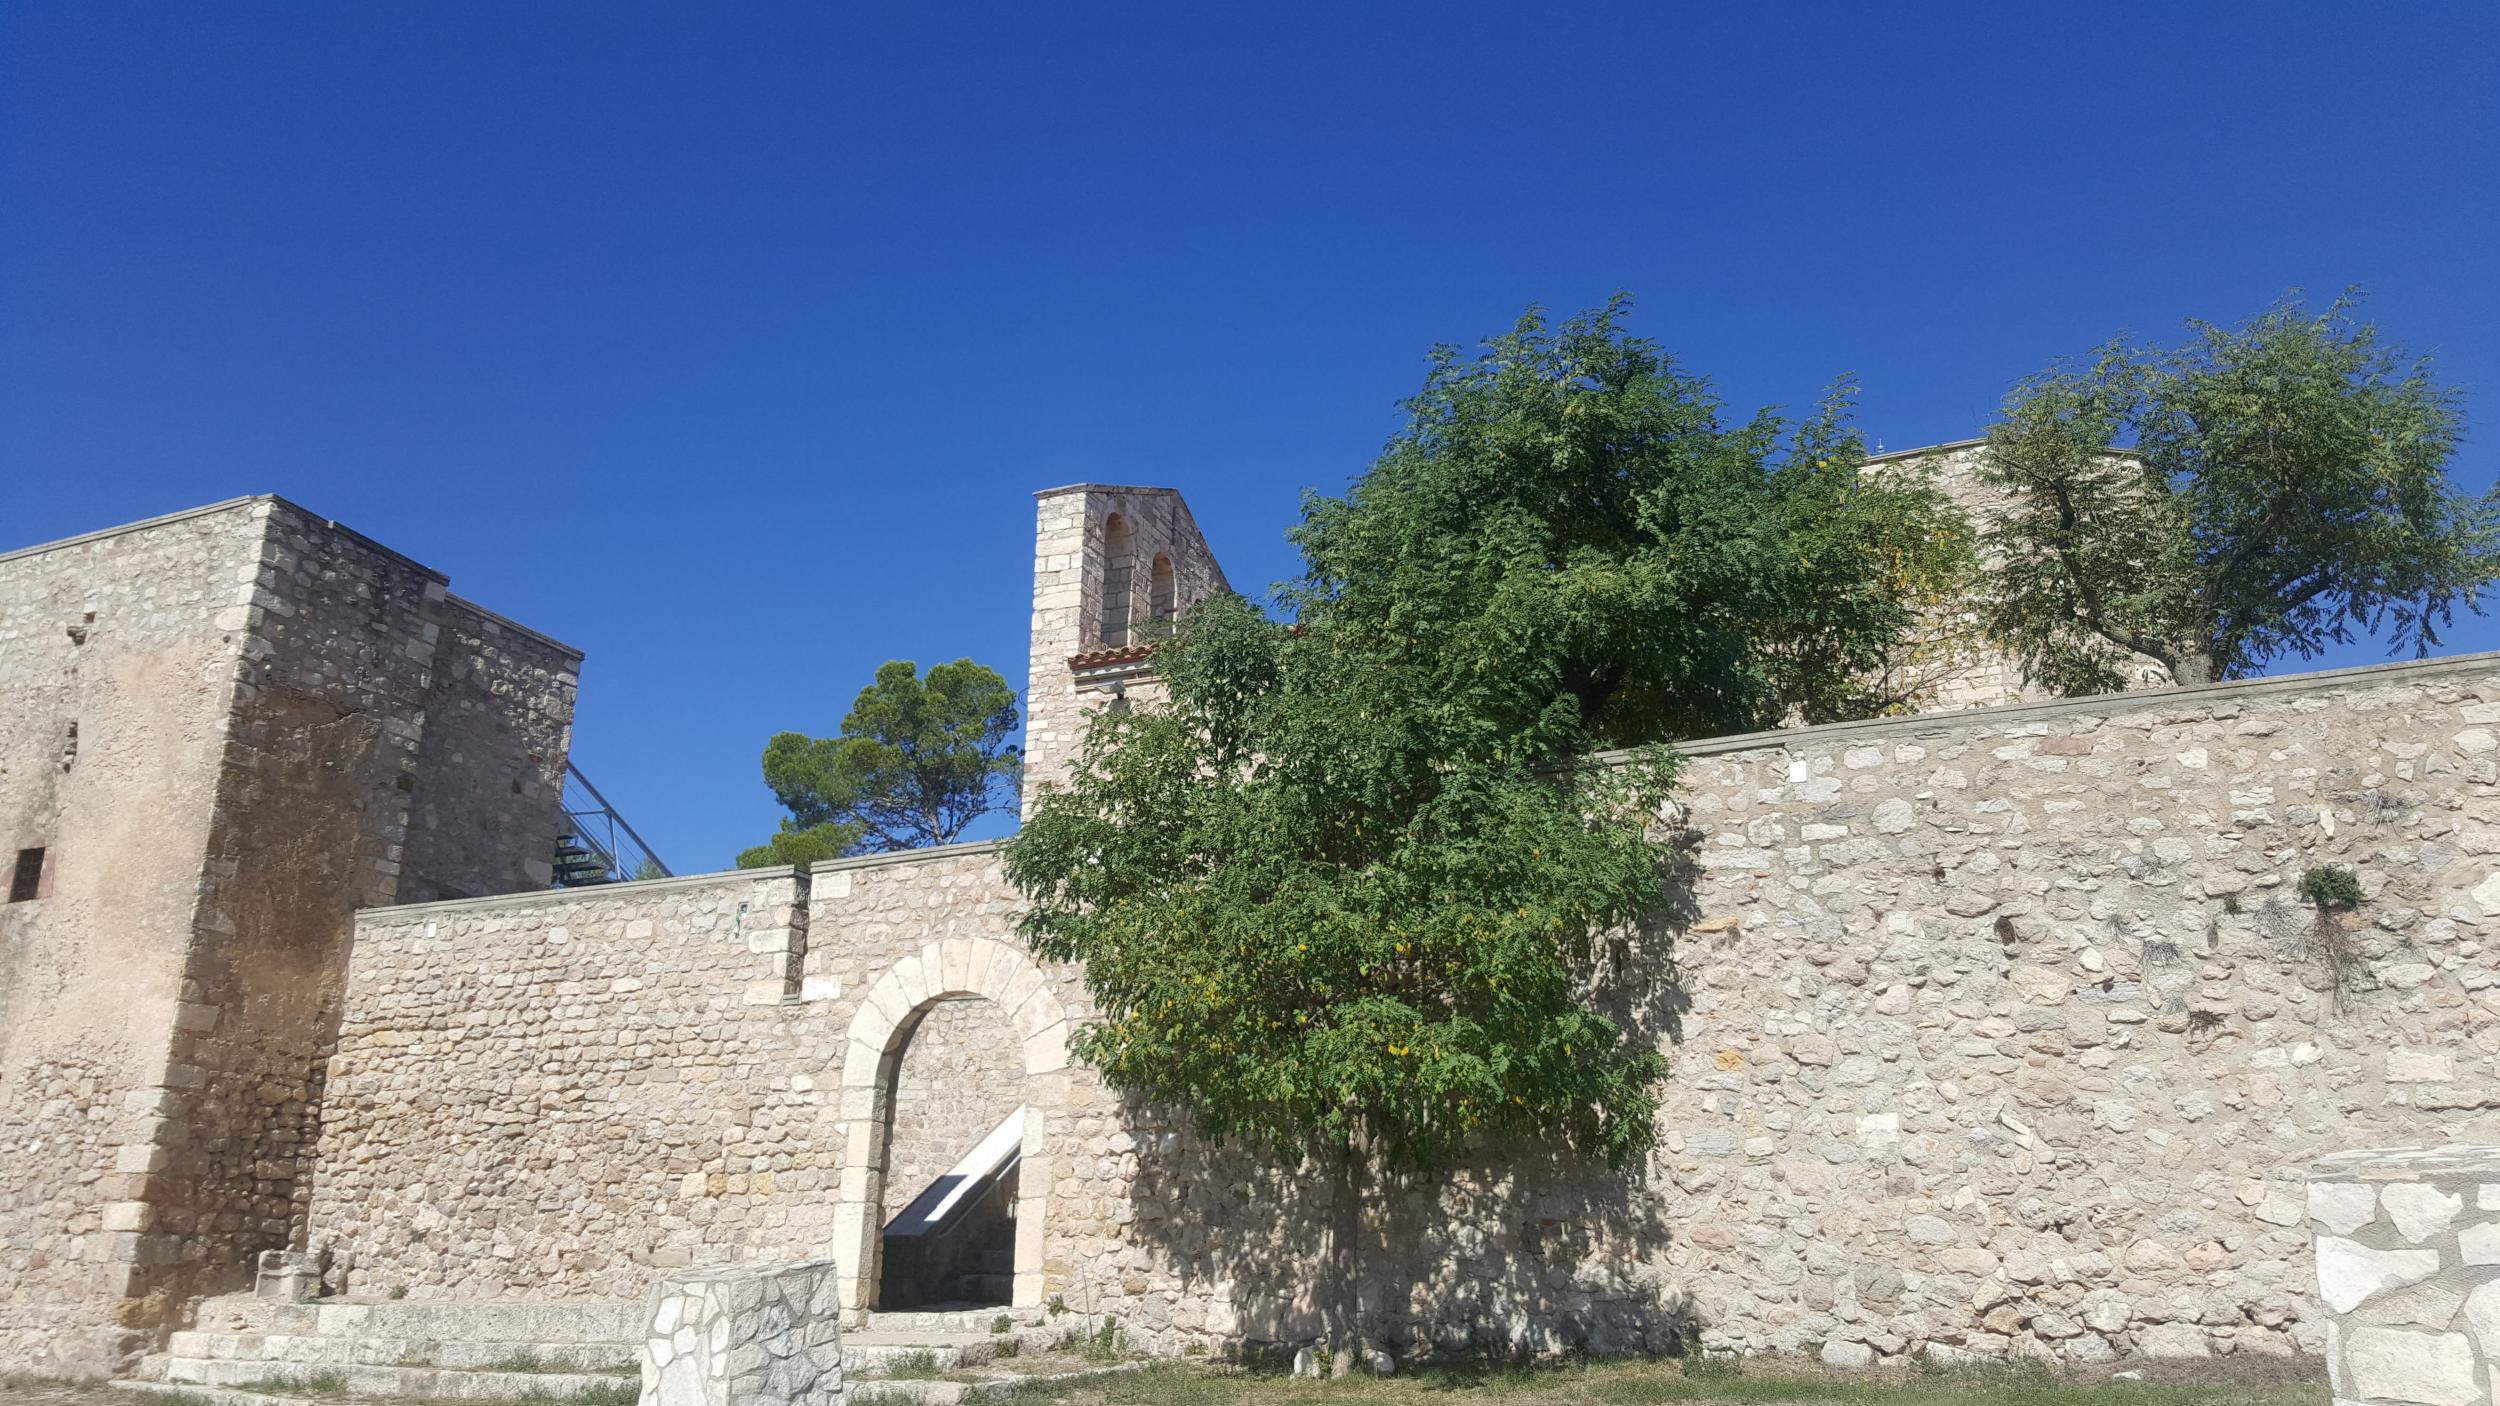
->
[0,496,579,1374]
[304,651,2500,1364]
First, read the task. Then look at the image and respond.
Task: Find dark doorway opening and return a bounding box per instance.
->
[878,1154,1018,1310]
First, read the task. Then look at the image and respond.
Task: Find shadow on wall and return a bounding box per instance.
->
[1108,834,1705,1358]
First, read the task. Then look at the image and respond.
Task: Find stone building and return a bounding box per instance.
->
[0,497,579,1374]
[6,455,2500,1381]
[1863,441,2175,712]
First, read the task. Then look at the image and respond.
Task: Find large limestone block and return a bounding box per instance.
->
[2344,1327,2481,1406]
[642,1258,843,1406]
[2309,1146,2500,1406]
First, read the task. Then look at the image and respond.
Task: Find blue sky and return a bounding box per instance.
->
[5,4,2496,872]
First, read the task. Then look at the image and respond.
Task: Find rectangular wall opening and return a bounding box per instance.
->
[9,847,44,902]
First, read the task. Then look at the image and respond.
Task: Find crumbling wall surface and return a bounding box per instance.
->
[0,500,264,1373]
[399,595,580,904]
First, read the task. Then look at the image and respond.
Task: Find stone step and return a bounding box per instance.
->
[185,1294,640,1345]
[844,1334,997,1375]
[109,1381,297,1406]
[158,1356,630,1400]
[849,1361,1154,1405]
[164,1330,632,1371]
[854,1307,1041,1335]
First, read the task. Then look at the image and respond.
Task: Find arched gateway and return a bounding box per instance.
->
[831,937,1068,1314]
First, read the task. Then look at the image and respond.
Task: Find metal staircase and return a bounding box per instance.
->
[553,762,671,887]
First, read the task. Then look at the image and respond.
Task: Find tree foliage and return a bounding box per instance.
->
[1006,301,1969,1361]
[738,659,1020,866]
[1978,294,2499,692]
[1286,301,1974,735]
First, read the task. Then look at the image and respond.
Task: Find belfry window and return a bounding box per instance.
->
[1148,554,1175,633]
[1098,514,1133,647]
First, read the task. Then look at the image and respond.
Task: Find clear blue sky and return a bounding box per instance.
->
[6,4,2496,873]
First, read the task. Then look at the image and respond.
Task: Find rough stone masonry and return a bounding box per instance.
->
[308,649,2500,1366]
[0,496,578,1376]
[8,460,2500,1378]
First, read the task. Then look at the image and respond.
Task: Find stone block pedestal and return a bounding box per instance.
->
[641,1258,844,1406]
[2308,1146,2500,1406]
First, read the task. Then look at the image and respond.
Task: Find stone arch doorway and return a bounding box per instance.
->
[834,938,1066,1315]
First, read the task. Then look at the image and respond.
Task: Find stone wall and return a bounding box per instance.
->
[305,846,1059,1308]
[885,997,1024,1207]
[304,869,813,1294]
[1864,441,2173,713]
[0,496,582,1374]
[2305,1146,2499,1406]
[402,596,579,903]
[642,1258,845,1406]
[163,503,460,1318]
[300,650,2500,1364]
[0,500,270,1372]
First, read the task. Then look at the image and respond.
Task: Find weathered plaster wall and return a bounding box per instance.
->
[0,501,265,1372]
[0,496,582,1375]
[304,652,2500,1368]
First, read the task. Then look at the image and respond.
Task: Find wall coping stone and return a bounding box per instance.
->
[1032,483,1187,500]
[358,866,803,921]
[0,494,268,566]
[805,839,1004,875]
[442,591,586,660]
[1601,649,2500,768]
[355,839,1009,922]
[1860,437,1987,465]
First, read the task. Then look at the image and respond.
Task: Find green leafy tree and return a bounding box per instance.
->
[1978,294,2500,692]
[1007,302,1965,1368]
[738,659,1020,866]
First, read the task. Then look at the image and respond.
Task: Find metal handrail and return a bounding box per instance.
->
[556,761,671,884]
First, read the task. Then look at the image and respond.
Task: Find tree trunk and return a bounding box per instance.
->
[2167,649,2218,688]
[1322,1131,1371,1376]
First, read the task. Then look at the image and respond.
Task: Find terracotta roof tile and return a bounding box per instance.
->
[1069,643,1157,669]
